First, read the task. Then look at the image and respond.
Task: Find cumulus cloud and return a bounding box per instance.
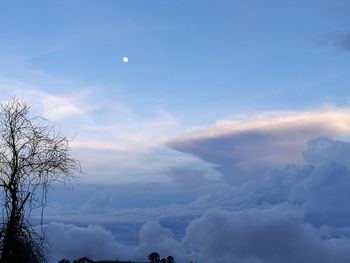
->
[43,139,350,227]
[184,138,350,263]
[45,223,131,262]
[169,110,350,184]
[289,138,350,227]
[188,138,350,228]
[133,222,188,262]
[180,138,350,263]
[42,137,350,263]
[184,209,350,263]
[303,137,350,168]
[45,221,187,263]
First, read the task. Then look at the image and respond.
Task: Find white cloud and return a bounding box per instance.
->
[41,93,85,120]
[0,79,91,120]
[169,109,350,184]
[74,108,182,154]
[0,77,196,184]
[178,109,350,141]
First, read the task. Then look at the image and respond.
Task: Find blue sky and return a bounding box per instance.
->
[2,0,350,119]
[2,1,350,262]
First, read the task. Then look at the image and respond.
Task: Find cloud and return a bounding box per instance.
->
[289,138,350,227]
[45,221,187,262]
[188,138,350,228]
[0,79,91,121]
[0,77,204,184]
[45,207,350,263]
[169,109,350,184]
[74,108,182,154]
[42,139,350,227]
[0,77,184,155]
[40,137,350,263]
[45,222,132,262]
[82,192,113,213]
[5,78,349,262]
[133,222,188,262]
[303,137,350,168]
[167,167,222,187]
[183,208,350,263]
[40,93,86,120]
[75,147,221,184]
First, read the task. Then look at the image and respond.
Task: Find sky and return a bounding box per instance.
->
[2,0,350,262]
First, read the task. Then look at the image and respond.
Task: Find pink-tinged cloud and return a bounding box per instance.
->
[168,109,350,184]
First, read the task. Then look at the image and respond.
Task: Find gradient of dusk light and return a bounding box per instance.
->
[1,0,350,262]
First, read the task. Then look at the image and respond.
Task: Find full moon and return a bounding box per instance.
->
[122,56,129,63]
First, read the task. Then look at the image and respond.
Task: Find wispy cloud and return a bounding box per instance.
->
[0,79,92,120]
[0,76,201,184]
[76,108,181,153]
[0,77,183,154]
[41,93,86,120]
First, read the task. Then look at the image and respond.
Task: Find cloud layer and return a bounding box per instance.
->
[44,137,350,263]
[184,208,350,263]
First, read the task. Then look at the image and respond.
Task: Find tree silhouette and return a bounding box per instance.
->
[167,256,174,263]
[160,258,167,263]
[148,252,160,263]
[75,257,94,263]
[0,98,80,262]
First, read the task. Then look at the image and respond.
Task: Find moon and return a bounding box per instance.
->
[122,56,129,63]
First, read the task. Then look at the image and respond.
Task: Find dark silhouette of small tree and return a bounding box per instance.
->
[148,252,160,263]
[76,257,94,263]
[160,258,167,263]
[0,98,80,262]
[167,256,174,263]
[57,259,70,263]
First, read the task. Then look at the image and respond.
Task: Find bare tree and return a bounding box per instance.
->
[0,98,80,263]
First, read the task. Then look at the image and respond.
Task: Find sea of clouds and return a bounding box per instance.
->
[39,137,350,263]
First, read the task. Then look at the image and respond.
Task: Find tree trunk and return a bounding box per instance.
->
[1,205,18,262]
[1,183,20,263]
